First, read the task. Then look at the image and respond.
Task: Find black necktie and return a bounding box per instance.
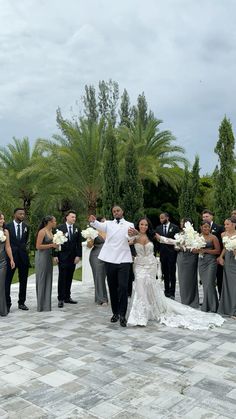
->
[68,226,72,240]
[17,223,21,240]
[116,219,120,224]
[163,225,167,236]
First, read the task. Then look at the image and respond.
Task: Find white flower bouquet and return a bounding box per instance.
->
[223,235,236,259]
[81,226,98,241]
[53,230,68,251]
[174,221,206,253]
[0,230,6,243]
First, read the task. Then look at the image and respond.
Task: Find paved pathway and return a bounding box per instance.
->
[0,270,236,418]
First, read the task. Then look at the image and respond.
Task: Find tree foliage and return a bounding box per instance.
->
[214,116,236,223]
[102,124,120,218]
[122,141,144,222]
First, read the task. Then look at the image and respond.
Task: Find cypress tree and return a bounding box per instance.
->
[119,89,131,127]
[178,166,192,221]
[214,116,236,223]
[82,84,98,123]
[102,124,120,218]
[122,141,144,222]
[190,155,200,228]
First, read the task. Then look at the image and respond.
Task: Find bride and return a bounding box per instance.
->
[127,217,224,330]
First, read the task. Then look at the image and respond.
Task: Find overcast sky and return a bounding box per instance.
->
[1,0,236,173]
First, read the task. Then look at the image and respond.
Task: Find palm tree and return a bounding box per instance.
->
[118,116,187,190]
[0,137,42,217]
[37,112,106,214]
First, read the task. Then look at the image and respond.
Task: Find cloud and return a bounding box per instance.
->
[0,0,235,173]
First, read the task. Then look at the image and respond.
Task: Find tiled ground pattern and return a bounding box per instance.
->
[0,269,236,418]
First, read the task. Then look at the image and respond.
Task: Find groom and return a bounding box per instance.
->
[89,205,134,327]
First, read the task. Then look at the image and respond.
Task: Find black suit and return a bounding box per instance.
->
[5,221,30,307]
[56,223,82,301]
[156,222,179,298]
[211,222,224,297]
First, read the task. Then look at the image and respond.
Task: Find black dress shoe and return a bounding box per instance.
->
[18,304,29,310]
[58,301,64,308]
[120,317,127,327]
[64,298,78,304]
[110,314,119,323]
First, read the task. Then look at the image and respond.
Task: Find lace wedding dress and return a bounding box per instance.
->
[127,242,224,329]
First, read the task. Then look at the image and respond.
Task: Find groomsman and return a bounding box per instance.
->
[55,210,82,308]
[201,209,224,297]
[156,212,179,299]
[5,208,30,311]
[89,205,134,327]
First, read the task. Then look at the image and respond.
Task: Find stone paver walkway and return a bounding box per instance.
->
[0,269,236,418]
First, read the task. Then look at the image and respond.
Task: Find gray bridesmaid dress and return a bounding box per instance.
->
[177,251,199,308]
[218,250,236,316]
[35,235,53,311]
[89,235,108,304]
[0,240,8,316]
[198,241,218,312]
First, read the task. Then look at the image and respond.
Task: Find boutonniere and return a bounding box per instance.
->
[169,227,173,233]
[65,232,68,237]
[24,227,27,233]
[75,228,78,233]
[211,229,216,233]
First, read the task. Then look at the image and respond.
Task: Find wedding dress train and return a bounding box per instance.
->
[127,242,224,330]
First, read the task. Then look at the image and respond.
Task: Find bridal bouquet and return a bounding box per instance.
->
[81,226,98,241]
[174,221,206,252]
[0,230,6,242]
[53,230,68,251]
[223,235,236,259]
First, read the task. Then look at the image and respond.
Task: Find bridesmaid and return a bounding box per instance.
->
[177,218,199,308]
[156,218,199,308]
[88,216,108,306]
[218,217,236,318]
[35,215,58,312]
[0,211,15,316]
[195,221,220,312]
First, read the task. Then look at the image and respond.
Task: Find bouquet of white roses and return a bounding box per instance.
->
[174,221,206,252]
[0,230,6,243]
[53,230,68,251]
[81,226,98,241]
[223,235,236,259]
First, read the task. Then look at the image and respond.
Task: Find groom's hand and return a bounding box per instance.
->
[128,227,139,236]
[89,215,96,223]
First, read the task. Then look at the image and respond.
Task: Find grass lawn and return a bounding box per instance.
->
[12,257,82,284]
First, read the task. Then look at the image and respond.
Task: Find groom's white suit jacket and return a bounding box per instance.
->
[90,218,134,264]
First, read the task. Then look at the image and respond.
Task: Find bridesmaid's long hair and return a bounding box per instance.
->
[0,211,6,229]
[37,215,55,233]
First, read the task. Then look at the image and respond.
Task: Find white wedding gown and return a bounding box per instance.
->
[127,242,224,329]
